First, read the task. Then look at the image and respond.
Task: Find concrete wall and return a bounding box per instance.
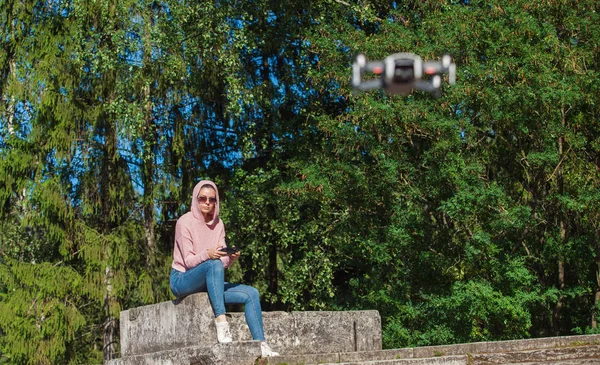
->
[107,342,262,365]
[120,294,215,356]
[108,291,600,365]
[119,293,382,357]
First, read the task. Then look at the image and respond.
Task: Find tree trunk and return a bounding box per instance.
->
[553,256,565,335]
[552,106,567,335]
[2,58,16,135]
[142,83,157,274]
[142,11,157,285]
[101,114,118,360]
[103,265,117,361]
[1,6,16,133]
[593,230,600,329]
[268,241,278,309]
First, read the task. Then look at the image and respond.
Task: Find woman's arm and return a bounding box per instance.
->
[218,226,234,268]
[176,226,209,270]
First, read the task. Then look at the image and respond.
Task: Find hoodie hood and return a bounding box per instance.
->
[191,180,220,226]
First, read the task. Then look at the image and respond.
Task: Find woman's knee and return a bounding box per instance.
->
[206,260,225,281]
[206,259,224,272]
[246,285,260,301]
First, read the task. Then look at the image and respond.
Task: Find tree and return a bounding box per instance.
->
[1,0,600,362]
[299,0,600,346]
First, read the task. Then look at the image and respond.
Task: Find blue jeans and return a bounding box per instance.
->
[170,260,265,341]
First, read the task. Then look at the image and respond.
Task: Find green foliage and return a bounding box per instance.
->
[0,260,89,364]
[1,0,600,362]
[297,0,600,348]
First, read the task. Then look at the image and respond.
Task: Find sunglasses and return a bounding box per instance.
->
[198,196,217,204]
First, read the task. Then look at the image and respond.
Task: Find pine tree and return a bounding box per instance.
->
[0,0,92,362]
[2,0,600,362]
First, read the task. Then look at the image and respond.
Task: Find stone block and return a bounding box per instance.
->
[107,341,262,365]
[118,293,382,358]
[292,310,355,354]
[205,307,381,355]
[351,310,383,352]
[120,294,216,357]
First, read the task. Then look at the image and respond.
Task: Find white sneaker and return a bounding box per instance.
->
[260,341,279,357]
[215,321,232,343]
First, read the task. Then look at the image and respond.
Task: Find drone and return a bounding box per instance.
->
[352,52,456,96]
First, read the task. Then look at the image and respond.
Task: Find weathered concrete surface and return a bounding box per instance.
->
[227,310,382,355]
[262,334,600,365]
[265,351,468,365]
[106,341,261,365]
[265,353,468,365]
[119,292,381,358]
[337,349,414,362]
[404,334,600,359]
[469,344,600,364]
[318,355,469,365]
[119,294,215,357]
[517,361,600,365]
[110,291,600,365]
[264,352,341,365]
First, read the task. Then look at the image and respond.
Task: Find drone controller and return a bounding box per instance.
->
[218,246,240,255]
[352,53,456,96]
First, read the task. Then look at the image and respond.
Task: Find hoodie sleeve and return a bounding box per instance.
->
[218,224,233,268]
[174,222,209,270]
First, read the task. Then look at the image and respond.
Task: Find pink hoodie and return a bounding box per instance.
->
[171,180,232,272]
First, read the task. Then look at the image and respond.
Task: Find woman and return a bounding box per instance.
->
[170,180,279,357]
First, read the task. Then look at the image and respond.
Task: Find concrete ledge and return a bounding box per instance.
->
[107,341,261,365]
[265,352,341,365]
[469,344,600,364]
[338,349,414,362]
[263,334,600,365]
[320,355,469,365]
[119,293,382,357]
[408,334,600,359]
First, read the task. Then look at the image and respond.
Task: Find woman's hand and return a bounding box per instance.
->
[228,250,241,264]
[206,247,227,260]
